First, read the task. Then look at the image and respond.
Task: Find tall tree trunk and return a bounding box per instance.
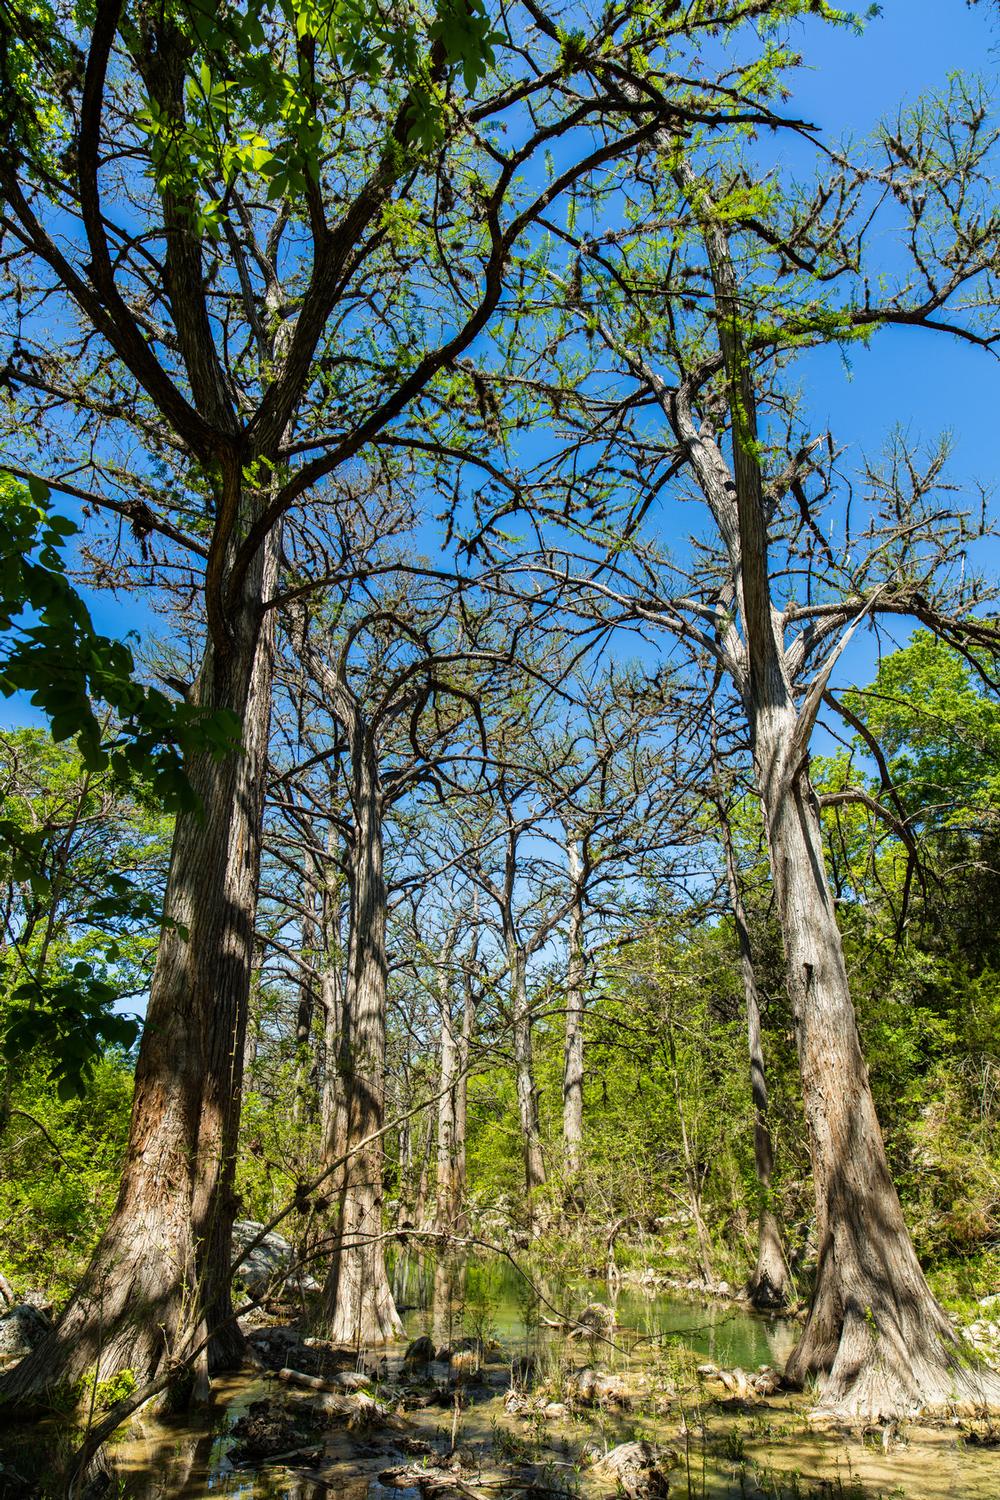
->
[412,1109,435,1232]
[677,164,1000,1416]
[665,1014,714,1284]
[434,928,460,1235]
[293,847,321,1119]
[509,941,546,1221]
[452,967,476,1233]
[322,759,402,1345]
[319,868,347,1191]
[713,791,789,1310]
[755,706,1000,1415]
[0,524,281,1403]
[562,833,585,1185]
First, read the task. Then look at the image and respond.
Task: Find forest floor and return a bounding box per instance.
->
[3,1259,1000,1498]
[4,1272,989,1500]
[96,1322,1000,1500]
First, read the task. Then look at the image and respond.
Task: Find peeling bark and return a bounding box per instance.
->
[563,833,585,1183]
[510,941,547,1221]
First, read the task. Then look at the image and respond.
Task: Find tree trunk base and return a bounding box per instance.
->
[745,1212,789,1311]
[0,1220,244,1410]
[788,1288,1000,1420]
[323,1230,403,1347]
[325,1282,404,1346]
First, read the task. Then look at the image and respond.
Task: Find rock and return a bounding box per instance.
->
[0,1304,51,1363]
[504,1388,534,1415]
[232,1220,321,1300]
[695,1362,719,1378]
[567,1367,629,1406]
[718,1367,752,1399]
[404,1334,437,1367]
[979,1294,1000,1309]
[571,1302,616,1338]
[438,1336,494,1372]
[542,1401,568,1419]
[448,1350,478,1374]
[594,1441,678,1498]
[335,1370,377,1391]
[20,1291,54,1316]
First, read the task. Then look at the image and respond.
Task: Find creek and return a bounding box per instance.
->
[8,1257,1000,1499]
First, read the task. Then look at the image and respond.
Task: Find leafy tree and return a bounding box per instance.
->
[0,729,170,1096]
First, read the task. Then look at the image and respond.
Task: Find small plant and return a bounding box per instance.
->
[490,1417,539,1466]
[74,1366,137,1411]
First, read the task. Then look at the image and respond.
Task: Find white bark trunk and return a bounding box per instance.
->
[563,835,585,1182]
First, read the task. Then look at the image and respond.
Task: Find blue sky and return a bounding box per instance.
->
[787,0,999,684]
[792,0,997,485]
[4,0,997,731]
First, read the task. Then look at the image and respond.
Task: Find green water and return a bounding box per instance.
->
[393,1254,798,1372]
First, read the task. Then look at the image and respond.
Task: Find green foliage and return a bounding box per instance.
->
[0,475,240,816]
[0,730,169,1096]
[0,1054,133,1300]
[75,1366,138,1411]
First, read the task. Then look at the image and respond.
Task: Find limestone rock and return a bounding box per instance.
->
[232,1220,321,1300]
[0,1304,51,1364]
[571,1302,616,1339]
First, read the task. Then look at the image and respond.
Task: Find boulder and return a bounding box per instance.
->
[0,1304,51,1364]
[232,1220,321,1300]
[403,1334,437,1367]
[567,1367,629,1406]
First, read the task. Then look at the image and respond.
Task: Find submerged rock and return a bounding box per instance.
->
[0,1304,51,1364]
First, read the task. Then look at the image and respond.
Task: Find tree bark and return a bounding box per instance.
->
[665,1013,714,1284]
[321,754,402,1345]
[0,522,281,1403]
[756,706,1000,1415]
[509,941,546,1221]
[562,833,585,1184]
[452,966,476,1233]
[665,164,1000,1415]
[434,927,460,1235]
[713,792,789,1310]
[319,862,347,1191]
[293,847,321,1118]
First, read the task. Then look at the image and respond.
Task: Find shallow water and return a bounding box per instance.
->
[10,1259,1000,1499]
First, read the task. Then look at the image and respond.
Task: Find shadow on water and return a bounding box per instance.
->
[6,1253,1000,1498]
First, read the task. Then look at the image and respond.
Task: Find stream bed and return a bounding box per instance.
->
[11,1260,1000,1499]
